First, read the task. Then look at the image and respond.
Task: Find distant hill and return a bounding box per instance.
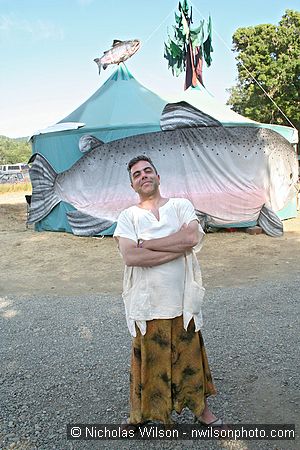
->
[0,135,29,141]
[14,136,29,142]
[0,136,31,164]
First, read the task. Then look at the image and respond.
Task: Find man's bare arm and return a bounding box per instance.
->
[142,220,200,253]
[116,237,184,267]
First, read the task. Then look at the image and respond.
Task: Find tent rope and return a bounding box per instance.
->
[190,2,297,130]
[141,9,174,48]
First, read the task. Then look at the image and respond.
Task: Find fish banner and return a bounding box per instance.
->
[28,126,298,236]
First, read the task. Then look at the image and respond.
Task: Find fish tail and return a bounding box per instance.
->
[93,58,102,74]
[27,153,60,224]
[258,205,283,237]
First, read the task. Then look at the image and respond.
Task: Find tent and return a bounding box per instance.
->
[28,64,298,236]
[172,84,298,145]
[29,65,166,234]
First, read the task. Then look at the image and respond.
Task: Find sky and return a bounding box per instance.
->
[1,0,299,138]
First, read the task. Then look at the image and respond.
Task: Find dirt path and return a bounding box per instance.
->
[1,192,299,450]
[1,192,299,297]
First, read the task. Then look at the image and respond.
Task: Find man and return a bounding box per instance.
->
[114,155,221,427]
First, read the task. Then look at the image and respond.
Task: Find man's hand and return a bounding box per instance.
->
[142,220,200,253]
[116,237,184,267]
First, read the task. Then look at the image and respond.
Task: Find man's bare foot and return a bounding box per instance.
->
[197,399,218,425]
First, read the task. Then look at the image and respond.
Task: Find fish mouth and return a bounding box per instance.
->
[132,41,141,51]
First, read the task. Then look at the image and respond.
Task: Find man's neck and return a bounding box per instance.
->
[138,192,164,210]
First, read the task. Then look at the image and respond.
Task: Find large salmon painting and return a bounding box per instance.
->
[28,102,298,237]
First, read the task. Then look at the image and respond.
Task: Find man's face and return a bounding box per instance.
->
[130,160,160,197]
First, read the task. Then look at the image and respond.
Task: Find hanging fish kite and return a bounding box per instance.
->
[94,39,141,74]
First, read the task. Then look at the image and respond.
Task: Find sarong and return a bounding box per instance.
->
[129,315,217,424]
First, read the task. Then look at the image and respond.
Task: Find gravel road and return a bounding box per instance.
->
[1,276,299,450]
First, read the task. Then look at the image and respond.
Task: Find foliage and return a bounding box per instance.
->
[227,9,300,132]
[0,135,31,164]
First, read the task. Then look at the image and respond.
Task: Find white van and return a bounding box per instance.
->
[0,163,30,174]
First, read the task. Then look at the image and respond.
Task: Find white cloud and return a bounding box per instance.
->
[0,13,64,40]
[0,13,14,31]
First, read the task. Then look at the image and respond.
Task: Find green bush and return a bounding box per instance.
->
[0,136,31,164]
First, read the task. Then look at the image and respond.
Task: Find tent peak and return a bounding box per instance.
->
[104,63,134,84]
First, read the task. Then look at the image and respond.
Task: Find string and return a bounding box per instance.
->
[142,9,174,48]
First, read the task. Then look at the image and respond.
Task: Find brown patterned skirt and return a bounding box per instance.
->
[129,315,217,424]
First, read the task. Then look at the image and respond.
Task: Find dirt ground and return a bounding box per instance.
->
[1,191,299,297]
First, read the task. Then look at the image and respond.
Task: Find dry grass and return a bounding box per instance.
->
[0,182,32,194]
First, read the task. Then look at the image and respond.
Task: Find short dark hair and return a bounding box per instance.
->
[127,155,158,181]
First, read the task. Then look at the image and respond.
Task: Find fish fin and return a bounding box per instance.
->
[66,210,114,236]
[27,153,60,224]
[93,58,102,74]
[195,209,211,232]
[161,101,222,130]
[78,135,104,153]
[258,205,283,237]
[102,64,108,70]
[112,39,123,46]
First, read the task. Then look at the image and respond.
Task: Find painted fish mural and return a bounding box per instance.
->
[28,103,298,237]
[94,39,141,74]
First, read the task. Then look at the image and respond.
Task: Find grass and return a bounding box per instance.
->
[0,182,32,194]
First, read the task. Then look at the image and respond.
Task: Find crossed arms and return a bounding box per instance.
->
[116,220,200,267]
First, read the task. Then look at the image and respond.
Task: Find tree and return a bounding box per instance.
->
[164,0,213,89]
[227,9,300,132]
[0,136,31,164]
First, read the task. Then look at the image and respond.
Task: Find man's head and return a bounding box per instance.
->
[127,155,160,198]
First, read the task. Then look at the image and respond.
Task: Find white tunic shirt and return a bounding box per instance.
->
[114,198,205,336]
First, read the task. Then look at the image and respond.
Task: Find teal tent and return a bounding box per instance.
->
[29,64,298,234]
[30,65,167,233]
[172,83,298,145]
[31,65,166,173]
